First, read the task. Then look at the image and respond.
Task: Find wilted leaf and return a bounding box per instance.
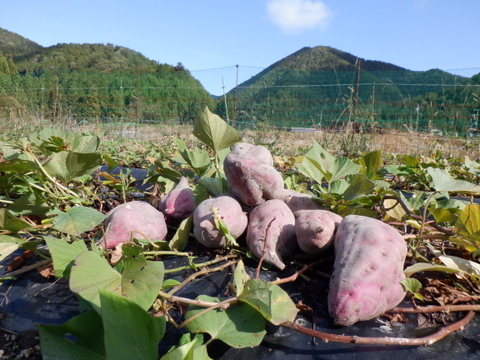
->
[439,255,480,276]
[169,215,193,251]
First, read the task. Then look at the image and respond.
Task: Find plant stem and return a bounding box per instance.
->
[176,297,238,329]
[281,311,475,346]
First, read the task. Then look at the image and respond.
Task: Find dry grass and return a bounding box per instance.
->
[2,117,480,160]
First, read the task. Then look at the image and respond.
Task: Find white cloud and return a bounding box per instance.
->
[267,0,333,34]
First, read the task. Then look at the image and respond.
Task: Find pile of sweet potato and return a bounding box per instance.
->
[101,142,408,326]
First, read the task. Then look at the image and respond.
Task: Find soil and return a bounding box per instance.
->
[0,327,41,359]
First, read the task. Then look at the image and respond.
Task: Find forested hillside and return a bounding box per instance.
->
[1,27,479,134]
[0,28,213,123]
[220,46,479,134]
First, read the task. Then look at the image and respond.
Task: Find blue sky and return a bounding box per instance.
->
[1,0,479,96]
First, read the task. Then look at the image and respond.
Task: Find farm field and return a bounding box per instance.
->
[1,109,480,359]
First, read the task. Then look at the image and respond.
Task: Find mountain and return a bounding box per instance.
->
[0,27,213,123]
[0,28,42,56]
[223,46,472,131]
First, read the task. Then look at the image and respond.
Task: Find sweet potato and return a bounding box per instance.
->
[294,209,342,254]
[275,189,326,215]
[102,201,168,249]
[328,215,407,326]
[246,199,296,270]
[224,142,284,207]
[158,177,196,222]
[193,195,248,248]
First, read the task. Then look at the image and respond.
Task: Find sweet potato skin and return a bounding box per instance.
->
[276,189,326,215]
[328,215,407,326]
[158,177,196,222]
[295,209,342,254]
[193,195,248,248]
[102,201,168,248]
[246,199,296,270]
[224,143,284,207]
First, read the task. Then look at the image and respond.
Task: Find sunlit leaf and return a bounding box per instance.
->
[404,262,461,277]
[193,107,241,152]
[428,167,480,194]
[233,260,249,295]
[439,255,480,276]
[44,151,102,183]
[52,206,106,236]
[100,288,166,360]
[45,236,88,278]
[0,208,32,232]
[185,295,266,348]
[238,278,298,325]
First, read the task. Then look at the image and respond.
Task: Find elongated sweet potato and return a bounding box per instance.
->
[102,201,168,249]
[295,209,342,254]
[158,177,196,222]
[328,215,407,326]
[275,189,326,215]
[246,199,296,270]
[193,195,248,248]
[224,142,284,207]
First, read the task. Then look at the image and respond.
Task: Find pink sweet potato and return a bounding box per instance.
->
[193,195,248,248]
[102,201,168,249]
[224,142,284,207]
[158,177,196,222]
[275,189,326,215]
[294,209,342,254]
[246,199,296,270]
[328,215,407,326]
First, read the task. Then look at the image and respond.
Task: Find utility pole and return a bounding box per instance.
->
[222,76,229,122]
[353,59,361,122]
[233,64,239,126]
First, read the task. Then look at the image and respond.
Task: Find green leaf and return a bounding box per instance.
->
[100,288,166,360]
[174,138,211,175]
[0,243,19,262]
[169,215,193,251]
[404,262,461,277]
[212,207,238,247]
[185,295,266,348]
[238,278,298,325]
[44,151,102,183]
[427,167,480,194]
[400,278,422,293]
[193,107,241,152]
[0,208,32,232]
[0,158,36,174]
[37,310,106,360]
[161,334,211,360]
[70,247,164,312]
[233,260,249,295]
[52,206,106,236]
[8,191,50,216]
[44,236,88,278]
[358,150,383,179]
[456,204,480,237]
[340,174,375,201]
